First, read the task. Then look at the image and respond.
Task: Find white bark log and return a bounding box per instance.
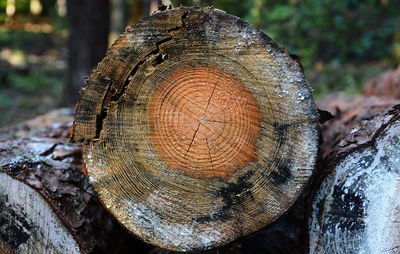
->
[309,118,400,253]
[0,172,81,254]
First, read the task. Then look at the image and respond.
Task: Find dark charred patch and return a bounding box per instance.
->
[196,171,255,224]
[118,47,131,61]
[327,185,365,232]
[270,160,293,186]
[0,195,32,249]
[273,123,289,142]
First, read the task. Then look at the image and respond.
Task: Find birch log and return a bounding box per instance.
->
[72,6,319,251]
[310,97,400,254]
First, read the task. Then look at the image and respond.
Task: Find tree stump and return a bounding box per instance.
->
[309,100,400,253]
[72,7,319,251]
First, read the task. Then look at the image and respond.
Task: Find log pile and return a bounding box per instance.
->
[2,6,400,254]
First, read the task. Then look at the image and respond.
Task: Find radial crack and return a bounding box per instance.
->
[204,78,219,114]
[184,122,201,157]
[206,137,214,170]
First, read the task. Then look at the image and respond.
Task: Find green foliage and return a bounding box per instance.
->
[15,0,30,14]
[8,71,52,92]
[0,93,14,107]
[309,63,387,98]
[0,0,7,10]
[0,30,54,53]
[173,0,399,70]
[242,0,399,68]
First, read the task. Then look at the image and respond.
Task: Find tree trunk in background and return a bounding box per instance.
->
[63,0,110,107]
[110,0,126,45]
[143,0,159,16]
[29,0,43,15]
[6,0,16,17]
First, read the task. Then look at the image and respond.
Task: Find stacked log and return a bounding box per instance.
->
[0,109,151,254]
[364,66,400,99]
[310,96,400,254]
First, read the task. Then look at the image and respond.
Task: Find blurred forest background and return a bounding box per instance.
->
[0,0,399,127]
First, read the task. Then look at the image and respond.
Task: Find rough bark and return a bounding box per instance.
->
[316,94,400,158]
[64,0,110,106]
[309,97,400,254]
[72,7,319,251]
[0,110,151,254]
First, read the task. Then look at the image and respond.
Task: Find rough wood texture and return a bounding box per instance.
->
[72,7,319,251]
[0,110,151,254]
[309,101,400,254]
[316,94,400,157]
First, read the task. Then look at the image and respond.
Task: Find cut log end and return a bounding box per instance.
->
[73,6,319,251]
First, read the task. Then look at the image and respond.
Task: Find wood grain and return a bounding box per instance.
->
[72,7,319,251]
[148,66,261,178]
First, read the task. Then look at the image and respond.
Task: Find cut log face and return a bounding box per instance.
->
[72,7,319,251]
[148,66,261,178]
[309,106,400,254]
